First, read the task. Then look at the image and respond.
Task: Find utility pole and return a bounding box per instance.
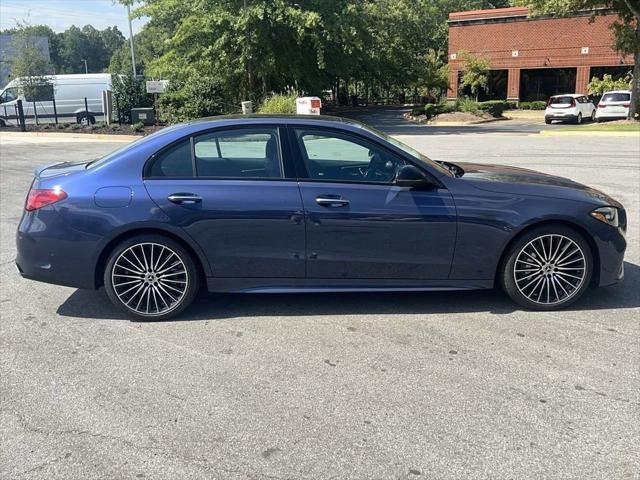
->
[81,59,88,74]
[127,4,137,77]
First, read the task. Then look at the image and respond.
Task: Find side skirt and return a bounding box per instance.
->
[206,277,494,293]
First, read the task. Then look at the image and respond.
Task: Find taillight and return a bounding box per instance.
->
[597,103,605,108]
[622,103,630,108]
[25,187,67,211]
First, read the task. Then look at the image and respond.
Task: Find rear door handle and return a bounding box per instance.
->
[167,193,202,205]
[316,196,349,208]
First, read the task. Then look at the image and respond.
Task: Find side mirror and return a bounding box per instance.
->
[395,165,434,188]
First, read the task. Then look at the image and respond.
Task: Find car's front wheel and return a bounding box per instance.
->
[576,113,583,124]
[104,234,200,320]
[501,226,593,310]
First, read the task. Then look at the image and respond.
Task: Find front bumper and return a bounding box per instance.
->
[592,221,627,287]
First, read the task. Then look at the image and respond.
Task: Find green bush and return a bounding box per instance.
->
[458,97,481,114]
[410,106,425,116]
[258,93,298,114]
[110,124,120,131]
[478,100,509,118]
[112,74,152,124]
[56,123,66,130]
[522,101,546,110]
[157,75,225,123]
[131,121,145,133]
[70,123,82,130]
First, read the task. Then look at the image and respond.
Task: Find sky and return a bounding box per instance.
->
[0,0,147,36]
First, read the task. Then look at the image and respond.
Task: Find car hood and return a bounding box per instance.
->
[456,162,621,207]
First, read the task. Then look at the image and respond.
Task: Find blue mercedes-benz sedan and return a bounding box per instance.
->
[16,115,626,320]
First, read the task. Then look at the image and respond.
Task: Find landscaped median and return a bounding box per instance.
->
[404,100,543,126]
[540,121,640,136]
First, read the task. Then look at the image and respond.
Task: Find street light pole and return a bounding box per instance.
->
[127,4,137,78]
[81,59,88,74]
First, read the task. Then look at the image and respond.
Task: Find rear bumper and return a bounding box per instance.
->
[595,111,629,119]
[16,208,98,289]
[545,113,578,122]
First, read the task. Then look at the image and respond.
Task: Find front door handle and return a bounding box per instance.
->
[316,196,349,208]
[167,193,202,205]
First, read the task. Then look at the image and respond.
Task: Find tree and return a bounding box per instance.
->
[516,0,639,120]
[8,22,54,101]
[459,51,490,100]
[588,73,633,95]
[413,49,451,100]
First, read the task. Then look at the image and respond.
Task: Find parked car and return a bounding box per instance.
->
[595,90,631,122]
[0,73,112,127]
[544,94,596,124]
[16,116,627,320]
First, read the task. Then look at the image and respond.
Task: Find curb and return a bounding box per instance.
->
[539,130,640,137]
[0,131,141,142]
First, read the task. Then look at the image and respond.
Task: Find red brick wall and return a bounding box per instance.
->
[447,8,634,99]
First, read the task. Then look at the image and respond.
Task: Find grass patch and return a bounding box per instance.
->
[561,122,640,132]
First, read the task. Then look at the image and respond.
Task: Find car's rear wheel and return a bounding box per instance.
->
[544,118,552,125]
[576,113,583,124]
[501,226,592,310]
[104,234,200,320]
[590,110,596,122]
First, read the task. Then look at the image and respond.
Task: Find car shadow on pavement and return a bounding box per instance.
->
[56,261,640,322]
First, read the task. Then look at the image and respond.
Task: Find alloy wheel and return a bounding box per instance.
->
[111,242,189,316]
[513,234,586,305]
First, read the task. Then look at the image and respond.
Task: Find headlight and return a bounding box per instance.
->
[590,206,619,227]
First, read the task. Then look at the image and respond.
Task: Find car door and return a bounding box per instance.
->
[144,125,306,278]
[290,126,456,280]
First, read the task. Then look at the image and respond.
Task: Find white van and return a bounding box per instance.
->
[0,73,112,126]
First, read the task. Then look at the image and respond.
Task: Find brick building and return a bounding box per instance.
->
[447,7,634,102]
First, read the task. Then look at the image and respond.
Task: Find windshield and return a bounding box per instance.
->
[0,87,18,104]
[355,123,452,176]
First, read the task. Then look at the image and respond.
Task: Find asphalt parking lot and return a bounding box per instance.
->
[1,129,638,480]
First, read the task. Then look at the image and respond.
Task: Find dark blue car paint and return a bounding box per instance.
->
[16,115,626,295]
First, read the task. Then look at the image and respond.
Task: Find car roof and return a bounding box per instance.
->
[601,90,631,94]
[186,114,361,127]
[550,93,583,98]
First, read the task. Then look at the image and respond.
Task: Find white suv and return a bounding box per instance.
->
[544,94,596,124]
[595,90,631,122]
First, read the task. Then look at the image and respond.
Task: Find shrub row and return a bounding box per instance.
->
[517,101,546,110]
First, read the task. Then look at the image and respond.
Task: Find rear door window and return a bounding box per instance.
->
[147,139,193,178]
[193,128,283,179]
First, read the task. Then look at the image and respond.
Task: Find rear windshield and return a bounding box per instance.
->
[549,96,574,105]
[601,93,630,103]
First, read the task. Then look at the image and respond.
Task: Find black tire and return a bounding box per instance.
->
[103,234,200,320]
[500,225,593,311]
[544,118,552,125]
[77,113,95,126]
[590,110,596,122]
[575,113,582,125]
